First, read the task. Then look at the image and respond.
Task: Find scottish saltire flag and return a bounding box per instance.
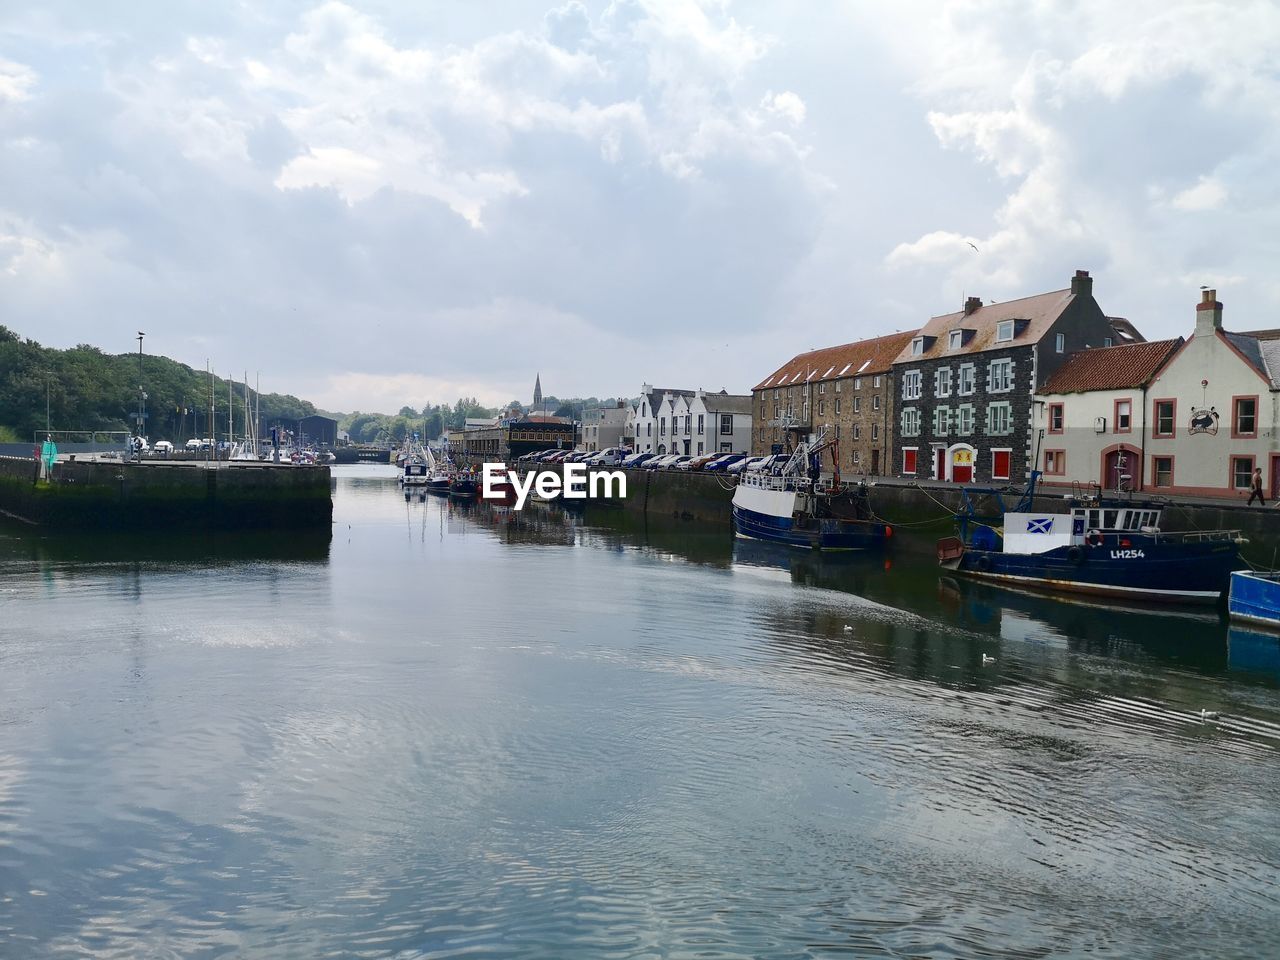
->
[1026,518,1053,534]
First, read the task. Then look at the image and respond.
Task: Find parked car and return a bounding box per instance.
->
[152,440,174,455]
[643,454,678,470]
[622,452,654,467]
[682,454,719,471]
[736,455,775,474]
[663,455,695,470]
[588,447,629,466]
[705,453,747,471]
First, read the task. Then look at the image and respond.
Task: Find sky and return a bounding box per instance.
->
[2,1,1278,413]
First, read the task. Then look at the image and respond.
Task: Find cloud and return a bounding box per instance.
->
[0,57,36,103]
[1171,175,1227,212]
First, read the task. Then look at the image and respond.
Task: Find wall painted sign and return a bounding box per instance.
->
[951,448,973,466]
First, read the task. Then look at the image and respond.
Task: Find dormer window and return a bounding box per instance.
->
[911,337,925,356]
[1103,336,1113,347]
[996,320,1015,343]
[948,330,963,351]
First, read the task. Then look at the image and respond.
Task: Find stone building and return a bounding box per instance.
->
[890,270,1122,484]
[751,331,916,474]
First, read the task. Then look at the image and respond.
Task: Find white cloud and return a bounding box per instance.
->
[760,89,805,125]
[0,57,36,103]
[1171,176,1227,212]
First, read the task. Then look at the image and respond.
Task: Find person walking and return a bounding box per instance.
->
[1247,466,1266,506]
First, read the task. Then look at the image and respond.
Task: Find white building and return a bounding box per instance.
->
[1035,339,1183,491]
[689,390,753,456]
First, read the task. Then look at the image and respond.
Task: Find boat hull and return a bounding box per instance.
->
[944,539,1240,603]
[731,484,888,552]
[1229,570,1280,630]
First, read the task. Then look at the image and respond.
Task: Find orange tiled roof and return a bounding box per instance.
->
[1040,339,1182,394]
[753,331,918,391]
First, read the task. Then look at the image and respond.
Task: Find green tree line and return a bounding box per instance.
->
[0,326,317,443]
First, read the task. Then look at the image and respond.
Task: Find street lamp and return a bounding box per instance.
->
[135,331,147,458]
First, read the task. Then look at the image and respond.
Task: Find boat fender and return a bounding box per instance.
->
[1066,545,1083,563]
[1086,529,1104,547]
[974,555,991,572]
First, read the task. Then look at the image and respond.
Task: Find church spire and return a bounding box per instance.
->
[533,373,543,412]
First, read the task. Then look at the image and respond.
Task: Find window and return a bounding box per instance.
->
[958,363,976,396]
[900,407,920,437]
[1114,399,1132,433]
[949,329,963,351]
[1153,400,1175,437]
[835,380,842,393]
[1048,403,1064,433]
[873,376,881,388]
[853,396,861,413]
[696,442,704,455]
[911,337,925,356]
[1055,332,1065,353]
[853,424,861,440]
[902,370,922,400]
[1103,337,1113,347]
[660,417,666,436]
[935,367,952,397]
[834,398,841,415]
[818,400,825,416]
[1153,456,1173,487]
[957,404,975,435]
[933,406,951,436]
[853,451,860,464]
[818,382,825,394]
[854,377,862,390]
[835,425,841,440]
[1232,457,1254,490]
[987,402,1012,435]
[996,320,1015,342]
[1234,397,1258,437]
[992,449,1012,480]
[902,448,918,474]
[720,442,732,452]
[872,395,881,411]
[1044,450,1065,475]
[698,414,705,434]
[647,422,652,437]
[988,358,1014,392]
[720,414,733,435]
[871,423,879,440]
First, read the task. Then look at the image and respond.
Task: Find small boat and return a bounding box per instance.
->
[400,460,430,486]
[1228,569,1280,630]
[731,429,890,551]
[937,473,1245,603]
[449,472,479,498]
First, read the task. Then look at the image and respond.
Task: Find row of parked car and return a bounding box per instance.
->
[517,448,789,475]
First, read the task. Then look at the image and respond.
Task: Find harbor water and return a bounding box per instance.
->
[2,465,1278,958]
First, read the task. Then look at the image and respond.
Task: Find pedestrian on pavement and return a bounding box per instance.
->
[1247,466,1266,506]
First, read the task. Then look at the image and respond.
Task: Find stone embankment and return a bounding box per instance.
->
[0,456,332,530]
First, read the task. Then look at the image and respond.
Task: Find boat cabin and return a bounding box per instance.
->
[1000,505,1163,555]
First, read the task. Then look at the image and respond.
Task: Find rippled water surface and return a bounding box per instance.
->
[3,466,1279,958]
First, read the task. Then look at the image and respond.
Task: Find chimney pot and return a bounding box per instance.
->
[1195,289,1223,335]
[964,296,982,316]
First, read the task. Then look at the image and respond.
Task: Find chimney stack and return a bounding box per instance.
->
[1070,269,1092,297]
[1195,288,1223,337]
[964,296,982,316]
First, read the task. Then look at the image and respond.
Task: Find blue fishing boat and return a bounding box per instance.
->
[731,429,890,551]
[1228,570,1280,630]
[937,473,1245,604]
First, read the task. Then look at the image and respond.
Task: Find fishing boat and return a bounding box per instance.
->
[423,445,456,494]
[1228,570,1280,630]
[449,470,479,499]
[936,473,1245,603]
[731,429,891,551]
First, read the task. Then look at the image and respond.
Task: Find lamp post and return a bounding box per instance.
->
[136,332,146,449]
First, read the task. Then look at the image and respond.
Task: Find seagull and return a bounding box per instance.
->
[843,624,853,632]
[1199,709,1220,721]
[982,654,996,665]
[967,242,980,252]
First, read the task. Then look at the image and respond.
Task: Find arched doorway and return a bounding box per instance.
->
[1101,444,1139,491]
[948,443,976,483]
[657,444,666,455]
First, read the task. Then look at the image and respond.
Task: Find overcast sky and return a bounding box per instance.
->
[3,1,1278,412]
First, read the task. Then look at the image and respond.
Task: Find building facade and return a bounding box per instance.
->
[1034,338,1183,491]
[751,331,916,474]
[891,270,1123,484]
[579,402,628,451]
[630,385,694,455]
[689,390,752,455]
[1140,290,1280,498]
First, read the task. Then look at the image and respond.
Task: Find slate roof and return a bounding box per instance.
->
[1224,330,1274,386]
[1040,339,1182,394]
[753,331,917,391]
[891,289,1084,364]
[698,393,753,414]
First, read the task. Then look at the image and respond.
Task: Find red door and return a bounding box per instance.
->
[1271,455,1280,499]
[935,448,946,481]
[1105,449,1133,491]
[953,463,973,483]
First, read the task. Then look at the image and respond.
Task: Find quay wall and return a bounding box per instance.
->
[0,457,333,530]
[522,463,1280,562]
